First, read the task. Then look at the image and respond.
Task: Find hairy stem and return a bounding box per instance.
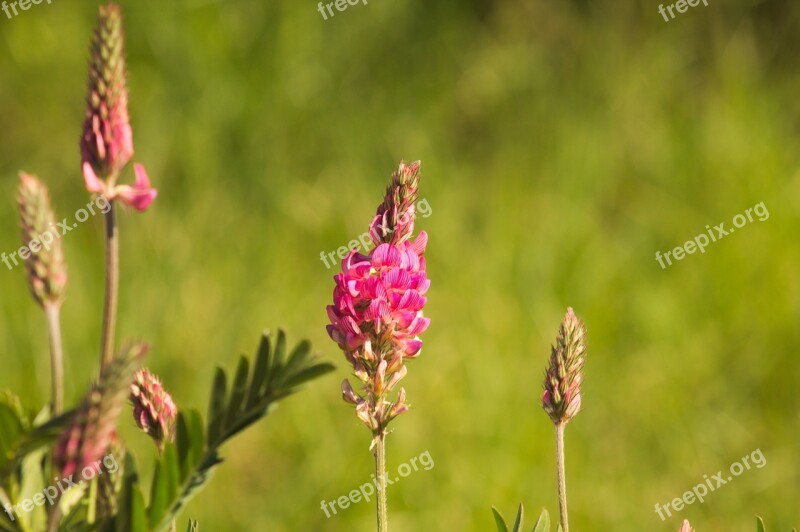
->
[44,303,64,414]
[555,422,569,532]
[374,432,388,532]
[100,202,118,369]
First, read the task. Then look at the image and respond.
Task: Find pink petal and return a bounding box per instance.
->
[116,164,157,211]
[82,162,105,194]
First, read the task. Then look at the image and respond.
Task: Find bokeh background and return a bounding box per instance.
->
[1,0,799,529]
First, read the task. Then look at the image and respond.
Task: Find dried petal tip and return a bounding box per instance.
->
[679,520,694,532]
[369,160,422,246]
[542,307,587,425]
[16,173,67,308]
[130,368,177,449]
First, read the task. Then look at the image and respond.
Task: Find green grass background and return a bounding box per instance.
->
[1,0,798,529]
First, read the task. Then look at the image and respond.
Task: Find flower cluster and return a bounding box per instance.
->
[16,173,67,308]
[327,161,430,437]
[54,343,147,480]
[542,307,587,426]
[130,368,178,451]
[80,3,156,211]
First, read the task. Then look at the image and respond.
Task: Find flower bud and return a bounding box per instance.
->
[16,173,67,308]
[542,307,587,425]
[130,368,177,450]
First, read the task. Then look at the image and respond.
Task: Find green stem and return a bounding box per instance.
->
[373,432,388,532]
[45,505,60,532]
[100,202,118,370]
[44,304,64,414]
[555,422,569,532]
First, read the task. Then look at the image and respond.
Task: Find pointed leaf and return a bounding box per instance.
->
[206,368,227,446]
[532,508,550,532]
[247,333,271,408]
[512,503,523,532]
[187,410,205,469]
[148,460,168,526]
[756,516,766,532]
[280,362,336,390]
[271,330,287,374]
[491,507,509,532]
[175,413,191,479]
[280,340,312,382]
[226,357,249,424]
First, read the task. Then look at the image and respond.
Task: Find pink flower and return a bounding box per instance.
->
[327,160,430,437]
[130,368,177,449]
[327,231,430,359]
[84,163,157,212]
[80,3,156,211]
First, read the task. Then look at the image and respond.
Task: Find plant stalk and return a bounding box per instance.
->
[555,421,569,532]
[44,303,64,414]
[374,431,388,532]
[100,202,118,369]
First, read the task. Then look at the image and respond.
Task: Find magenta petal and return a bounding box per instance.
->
[409,231,428,255]
[116,164,157,211]
[82,162,105,194]
[403,339,423,357]
[133,163,152,188]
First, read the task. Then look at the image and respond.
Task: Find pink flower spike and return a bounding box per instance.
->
[115,164,157,211]
[82,162,106,195]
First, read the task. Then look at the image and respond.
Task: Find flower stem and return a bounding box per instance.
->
[555,422,569,532]
[373,432,388,532]
[100,201,118,369]
[44,303,64,414]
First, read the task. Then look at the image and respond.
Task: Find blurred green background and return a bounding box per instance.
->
[1,0,799,529]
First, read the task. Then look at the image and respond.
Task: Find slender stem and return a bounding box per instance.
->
[555,422,569,532]
[100,202,118,369]
[44,304,64,414]
[373,432,388,532]
[46,505,61,532]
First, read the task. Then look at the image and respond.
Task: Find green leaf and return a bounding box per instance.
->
[247,333,271,409]
[145,330,332,531]
[206,368,227,447]
[225,357,249,424]
[0,403,24,476]
[280,362,336,390]
[756,516,766,532]
[186,519,198,532]
[271,330,287,377]
[175,414,191,479]
[512,503,524,532]
[148,459,168,526]
[532,508,550,532]
[281,340,312,380]
[187,410,205,470]
[117,454,147,532]
[491,507,509,532]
